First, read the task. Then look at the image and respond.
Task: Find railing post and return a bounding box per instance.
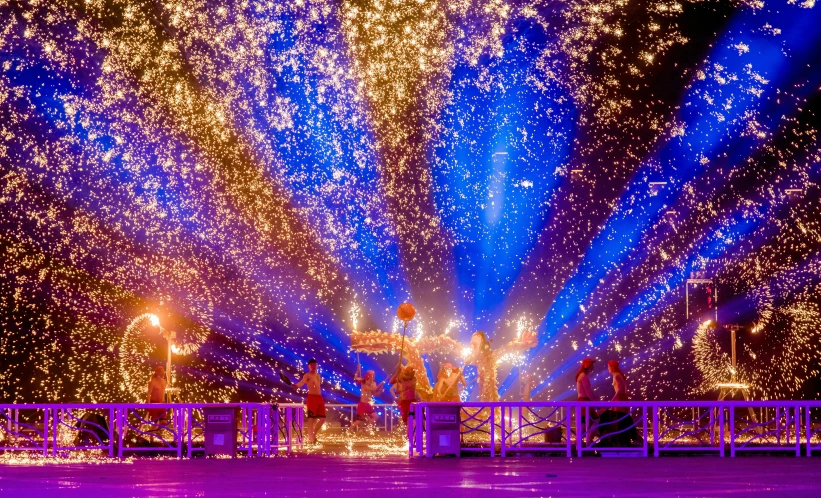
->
[186,407,193,458]
[109,407,115,458]
[265,404,278,456]
[43,407,50,457]
[794,405,800,457]
[575,405,582,458]
[490,406,496,458]
[408,410,414,457]
[653,405,659,457]
[642,405,649,457]
[806,404,812,457]
[298,407,304,448]
[500,405,506,458]
[729,405,735,457]
[710,408,716,446]
[241,406,247,455]
[52,407,58,457]
[176,407,182,459]
[273,406,280,454]
[565,405,572,458]
[418,405,425,456]
[248,406,254,456]
[285,407,293,454]
[517,405,523,450]
[425,404,433,458]
[260,405,266,457]
[117,408,124,459]
[719,405,725,458]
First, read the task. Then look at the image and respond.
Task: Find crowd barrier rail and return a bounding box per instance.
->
[0,402,305,458]
[4,400,817,459]
[324,403,401,432]
[408,400,821,458]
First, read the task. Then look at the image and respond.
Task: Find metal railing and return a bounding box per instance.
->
[409,400,821,458]
[0,402,304,458]
[323,403,401,432]
[273,403,304,454]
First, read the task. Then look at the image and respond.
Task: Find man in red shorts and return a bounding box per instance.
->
[295,358,325,444]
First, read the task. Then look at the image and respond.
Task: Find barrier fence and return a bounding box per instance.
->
[408,401,821,458]
[324,403,401,432]
[0,403,306,458]
[3,400,818,459]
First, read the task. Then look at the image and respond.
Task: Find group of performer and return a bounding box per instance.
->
[142,353,636,445]
[284,356,638,444]
[576,357,639,446]
[287,356,635,444]
[291,358,422,443]
[289,358,469,443]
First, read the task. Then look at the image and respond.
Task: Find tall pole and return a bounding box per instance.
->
[731,327,737,383]
[398,321,408,368]
[159,325,172,386]
[167,333,172,386]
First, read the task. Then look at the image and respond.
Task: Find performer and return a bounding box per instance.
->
[351,366,384,431]
[465,331,498,402]
[145,366,167,424]
[295,358,325,444]
[575,358,598,445]
[608,360,629,407]
[433,362,467,402]
[390,365,417,425]
[605,359,638,446]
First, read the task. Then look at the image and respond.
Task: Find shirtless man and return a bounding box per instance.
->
[434,362,467,402]
[295,358,325,444]
[146,366,167,423]
[351,365,385,431]
[390,365,417,425]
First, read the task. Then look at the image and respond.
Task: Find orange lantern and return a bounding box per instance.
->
[396,302,416,322]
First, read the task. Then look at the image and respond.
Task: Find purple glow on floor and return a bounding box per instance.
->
[1,456,820,497]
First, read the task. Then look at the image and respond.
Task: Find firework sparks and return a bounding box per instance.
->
[0,0,819,406]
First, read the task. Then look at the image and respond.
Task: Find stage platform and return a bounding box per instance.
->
[1,454,820,497]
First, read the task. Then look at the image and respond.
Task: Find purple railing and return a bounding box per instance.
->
[0,402,303,458]
[272,403,304,454]
[323,403,401,433]
[1,406,49,456]
[3,401,817,458]
[409,401,821,458]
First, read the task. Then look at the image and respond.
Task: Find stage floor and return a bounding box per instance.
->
[1,455,820,497]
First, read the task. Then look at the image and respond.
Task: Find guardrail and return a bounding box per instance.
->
[273,403,305,454]
[409,401,821,458]
[0,403,304,458]
[324,403,401,432]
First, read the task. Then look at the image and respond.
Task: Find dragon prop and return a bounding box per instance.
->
[350,329,537,401]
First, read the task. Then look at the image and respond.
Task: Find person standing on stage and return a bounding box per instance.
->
[390,365,417,425]
[576,358,596,401]
[607,359,629,407]
[606,359,638,445]
[434,362,467,402]
[351,366,384,431]
[295,358,326,444]
[146,366,167,424]
[576,358,598,445]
